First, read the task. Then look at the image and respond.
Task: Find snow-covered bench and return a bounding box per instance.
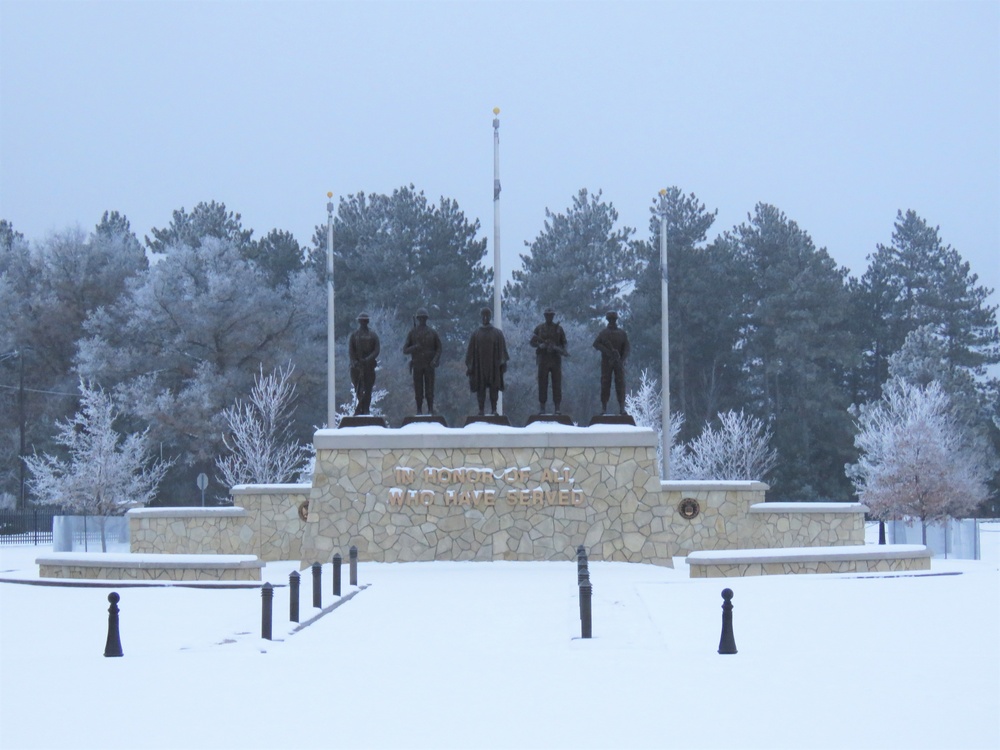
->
[36,552,264,582]
[685,544,931,577]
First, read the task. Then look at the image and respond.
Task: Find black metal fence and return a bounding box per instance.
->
[0,510,56,546]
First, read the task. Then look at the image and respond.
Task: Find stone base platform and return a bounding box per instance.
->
[36,552,264,581]
[685,544,932,577]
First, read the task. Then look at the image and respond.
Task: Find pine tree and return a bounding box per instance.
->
[626,188,743,433]
[726,203,858,500]
[146,200,255,254]
[311,185,491,351]
[505,188,637,324]
[854,210,999,400]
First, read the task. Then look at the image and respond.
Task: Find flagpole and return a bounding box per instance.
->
[659,188,670,480]
[326,192,336,428]
[492,107,503,415]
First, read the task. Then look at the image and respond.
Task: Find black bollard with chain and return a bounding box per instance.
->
[104,592,123,657]
[289,571,300,623]
[312,562,322,608]
[333,553,342,596]
[349,545,358,586]
[579,580,592,639]
[261,583,273,640]
[718,588,738,655]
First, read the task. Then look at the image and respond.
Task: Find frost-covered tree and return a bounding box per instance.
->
[846,378,989,543]
[506,188,638,324]
[0,215,148,505]
[624,369,684,478]
[335,386,388,427]
[146,200,254,255]
[76,236,325,500]
[216,364,310,487]
[673,410,778,482]
[24,380,172,550]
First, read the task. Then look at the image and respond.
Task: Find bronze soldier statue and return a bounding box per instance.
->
[592,310,630,415]
[530,307,568,414]
[402,307,442,415]
[465,307,509,416]
[348,312,380,415]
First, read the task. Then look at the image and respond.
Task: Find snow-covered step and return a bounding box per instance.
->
[685,544,931,577]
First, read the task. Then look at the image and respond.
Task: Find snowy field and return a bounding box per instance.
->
[1,527,998,750]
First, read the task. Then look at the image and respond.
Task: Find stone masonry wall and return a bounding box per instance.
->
[129,508,253,555]
[689,556,930,578]
[746,503,866,549]
[230,484,310,561]
[300,425,673,565]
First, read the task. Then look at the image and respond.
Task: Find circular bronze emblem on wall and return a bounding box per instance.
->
[679,497,700,520]
[298,500,310,522]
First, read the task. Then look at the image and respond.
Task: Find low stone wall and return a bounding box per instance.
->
[129,507,252,555]
[122,426,871,573]
[686,544,932,577]
[746,502,866,549]
[661,480,767,554]
[36,552,264,581]
[230,483,310,561]
[301,424,673,565]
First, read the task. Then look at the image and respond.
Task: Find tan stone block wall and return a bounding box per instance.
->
[231,486,310,561]
[661,484,767,554]
[301,443,672,565]
[130,510,252,556]
[689,555,931,578]
[747,510,865,549]
[37,563,261,581]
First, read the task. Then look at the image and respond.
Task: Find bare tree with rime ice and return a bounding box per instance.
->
[625,369,684,477]
[216,364,310,487]
[24,379,172,551]
[846,378,989,544]
[674,410,778,482]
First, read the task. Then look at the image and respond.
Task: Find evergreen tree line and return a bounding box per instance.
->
[1,184,997,508]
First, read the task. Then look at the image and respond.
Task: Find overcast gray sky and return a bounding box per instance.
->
[1,1,997,315]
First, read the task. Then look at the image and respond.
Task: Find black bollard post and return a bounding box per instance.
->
[289,571,300,623]
[104,592,123,657]
[312,562,322,609]
[349,545,358,586]
[261,583,273,640]
[718,588,738,655]
[579,580,592,639]
[333,553,342,596]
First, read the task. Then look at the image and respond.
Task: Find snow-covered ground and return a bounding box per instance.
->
[1,527,998,750]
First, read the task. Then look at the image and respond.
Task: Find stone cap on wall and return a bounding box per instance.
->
[749,502,868,514]
[661,480,769,492]
[686,544,930,565]
[230,484,312,495]
[314,422,658,450]
[127,507,247,518]
[36,552,263,569]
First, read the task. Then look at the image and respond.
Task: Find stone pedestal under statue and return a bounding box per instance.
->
[300,422,673,565]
